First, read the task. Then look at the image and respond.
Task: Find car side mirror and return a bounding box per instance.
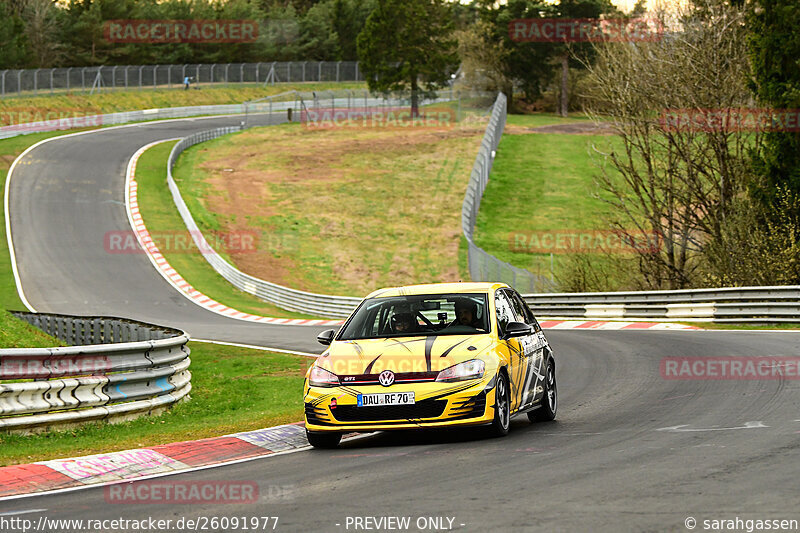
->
[316,329,336,346]
[504,321,532,339]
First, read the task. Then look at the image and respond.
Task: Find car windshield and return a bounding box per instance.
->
[338,293,491,340]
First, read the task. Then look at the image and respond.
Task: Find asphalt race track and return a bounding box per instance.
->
[8,113,327,353]
[5,116,800,531]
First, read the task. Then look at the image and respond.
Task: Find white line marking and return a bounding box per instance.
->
[0,509,47,517]
[192,338,318,358]
[656,421,768,433]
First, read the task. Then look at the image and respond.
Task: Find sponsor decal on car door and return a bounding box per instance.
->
[509,290,546,411]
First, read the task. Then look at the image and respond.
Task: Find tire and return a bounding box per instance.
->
[529,358,557,422]
[489,371,511,437]
[306,430,342,449]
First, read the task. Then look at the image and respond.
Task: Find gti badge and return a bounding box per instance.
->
[378,370,395,387]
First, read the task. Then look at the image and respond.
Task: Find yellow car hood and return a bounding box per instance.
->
[318,334,494,377]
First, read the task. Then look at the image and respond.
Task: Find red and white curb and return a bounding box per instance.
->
[539,320,699,330]
[125,142,343,327]
[0,424,320,500]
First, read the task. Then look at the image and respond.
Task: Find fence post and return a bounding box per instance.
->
[302,61,306,82]
[288,61,292,82]
[50,69,54,94]
[34,68,39,95]
[355,62,359,81]
[336,61,341,82]
[240,63,244,83]
[112,65,118,91]
[153,65,157,89]
[318,61,322,81]
[138,65,143,90]
[1,70,5,98]
[225,63,230,85]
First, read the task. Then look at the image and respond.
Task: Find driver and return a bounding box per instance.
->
[453,298,483,329]
[391,312,416,334]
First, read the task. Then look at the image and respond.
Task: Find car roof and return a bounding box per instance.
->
[365,282,509,299]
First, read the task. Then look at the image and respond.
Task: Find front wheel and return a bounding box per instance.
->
[306,430,342,449]
[489,372,511,437]
[529,359,557,422]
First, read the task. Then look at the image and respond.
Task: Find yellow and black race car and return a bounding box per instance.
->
[304,282,557,448]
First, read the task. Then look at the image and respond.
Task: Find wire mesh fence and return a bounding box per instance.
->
[462,93,558,293]
[0,61,362,98]
[241,88,471,129]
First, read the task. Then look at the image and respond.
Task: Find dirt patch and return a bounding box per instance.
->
[193,124,484,293]
[511,122,615,135]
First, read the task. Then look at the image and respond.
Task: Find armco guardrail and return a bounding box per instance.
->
[461,94,557,294]
[166,126,363,318]
[522,286,800,323]
[163,90,462,318]
[0,313,191,434]
[1,101,274,141]
[0,73,364,141]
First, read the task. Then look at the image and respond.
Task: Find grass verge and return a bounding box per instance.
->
[0,341,308,466]
[134,141,318,319]
[0,309,62,348]
[473,129,621,283]
[170,118,484,296]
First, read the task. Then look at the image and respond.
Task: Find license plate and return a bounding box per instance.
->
[357,392,415,407]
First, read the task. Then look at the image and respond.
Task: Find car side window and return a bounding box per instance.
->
[504,289,527,324]
[510,290,541,332]
[495,291,516,336]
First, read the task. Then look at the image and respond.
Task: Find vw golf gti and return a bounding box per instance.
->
[304,282,557,448]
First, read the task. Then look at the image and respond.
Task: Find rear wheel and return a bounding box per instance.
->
[306,430,342,449]
[529,359,557,422]
[489,372,511,436]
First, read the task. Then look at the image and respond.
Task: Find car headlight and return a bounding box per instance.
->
[309,366,340,387]
[436,359,485,382]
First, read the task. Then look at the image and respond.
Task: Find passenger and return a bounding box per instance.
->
[391,312,416,334]
[453,298,483,329]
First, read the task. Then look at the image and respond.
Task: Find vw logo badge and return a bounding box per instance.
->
[378,370,395,387]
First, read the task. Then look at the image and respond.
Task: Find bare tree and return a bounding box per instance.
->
[581,0,755,289]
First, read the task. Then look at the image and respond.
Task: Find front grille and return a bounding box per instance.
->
[332,400,447,422]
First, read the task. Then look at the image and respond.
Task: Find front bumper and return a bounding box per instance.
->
[304,375,497,433]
